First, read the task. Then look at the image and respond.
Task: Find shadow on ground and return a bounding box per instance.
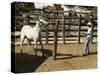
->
[56,51,97,60]
[13,48,52,73]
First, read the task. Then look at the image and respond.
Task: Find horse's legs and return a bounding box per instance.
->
[38,33,44,56]
[28,39,33,50]
[34,39,38,56]
[20,34,25,54]
[39,39,43,49]
[39,40,44,56]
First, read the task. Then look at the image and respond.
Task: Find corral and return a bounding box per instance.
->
[11,2,97,73]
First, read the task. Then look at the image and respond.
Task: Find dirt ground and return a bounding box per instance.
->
[12,43,97,73]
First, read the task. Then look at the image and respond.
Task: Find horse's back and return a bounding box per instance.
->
[21,25,32,30]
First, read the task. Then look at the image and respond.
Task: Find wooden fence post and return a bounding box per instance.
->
[62,12,65,44]
[91,23,94,43]
[53,12,59,60]
[78,14,81,43]
[46,24,48,44]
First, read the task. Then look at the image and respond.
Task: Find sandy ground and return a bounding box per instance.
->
[12,43,97,73]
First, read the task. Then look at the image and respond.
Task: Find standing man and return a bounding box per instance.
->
[83,21,93,56]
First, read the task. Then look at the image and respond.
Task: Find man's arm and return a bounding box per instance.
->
[81,32,89,36]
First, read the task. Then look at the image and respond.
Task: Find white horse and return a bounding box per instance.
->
[20,16,48,56]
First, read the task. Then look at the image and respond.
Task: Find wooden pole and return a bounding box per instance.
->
[91,23,94,43]
[53,12,59,60]
[78,14,81,43]
[62,12,65,44]
[46,24,48,44]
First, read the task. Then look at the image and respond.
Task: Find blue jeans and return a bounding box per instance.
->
[83,37,91,55]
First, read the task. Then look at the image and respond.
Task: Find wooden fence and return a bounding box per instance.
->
[11,9,97,45]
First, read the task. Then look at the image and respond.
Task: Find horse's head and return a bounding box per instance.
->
[39,16,48,25]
